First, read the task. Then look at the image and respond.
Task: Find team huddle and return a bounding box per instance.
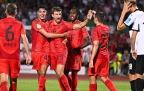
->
[0,0,143,91]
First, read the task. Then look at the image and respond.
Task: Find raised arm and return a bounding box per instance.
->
[73,10,93,30]
[117,2,131,31]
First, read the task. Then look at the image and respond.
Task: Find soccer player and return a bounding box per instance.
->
[48,7,92,91]
[131,13,144,91]
[31,5,68,91]
[117,0,143,91]
[0,3,31,91]
[64,8,90,91]
[88,12,117,91]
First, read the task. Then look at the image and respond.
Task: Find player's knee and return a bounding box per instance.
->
[10,78,17,83]
[55,70,63,77]
[100,76,108,82]
[0,73,8,83]
[135,73,143,79]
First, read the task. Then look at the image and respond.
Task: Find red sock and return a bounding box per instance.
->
[38,77,46,91]
[9,83,17,91]
[65,74,72,87]
[72,72,78,91]
[58,79,65,91]
[104,79,117,91]
[38,76,46,91]
[60,75,71,91]
[89,84,97,91]
[0,81,8,91]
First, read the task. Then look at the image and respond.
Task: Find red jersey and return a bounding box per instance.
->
[91,25,110,60]
[31,18,50,52]
[67,20,89,48]
[0,17,26,59]
[48,20,73,53]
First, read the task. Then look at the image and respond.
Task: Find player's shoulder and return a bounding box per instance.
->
[32,18,39,24]
[130,10,143,17]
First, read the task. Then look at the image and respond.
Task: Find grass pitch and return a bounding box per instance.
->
[16,79,130,91]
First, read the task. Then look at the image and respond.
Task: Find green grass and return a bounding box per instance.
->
[16,79,130,91]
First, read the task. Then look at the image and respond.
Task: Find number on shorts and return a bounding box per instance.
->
[44,55,50,61]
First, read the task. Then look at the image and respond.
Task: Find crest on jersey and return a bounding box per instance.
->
[37,24,41,29]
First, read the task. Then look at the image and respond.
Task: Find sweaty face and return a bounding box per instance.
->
[52,11,62,24]
[37,8,47,20]
[70,9,78,21]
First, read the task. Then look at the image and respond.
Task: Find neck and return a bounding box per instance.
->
[71,19,78,24]
[39,18,46,22]
[7,15,14,18]
[96,22,103,26]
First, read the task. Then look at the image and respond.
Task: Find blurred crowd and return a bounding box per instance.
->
[0,0,144,75]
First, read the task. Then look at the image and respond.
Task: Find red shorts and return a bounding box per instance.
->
[65,53,82,71]
[0,58,20,78]
[32,52,50,70]
[88,59,109,77]
[50,51,67,70]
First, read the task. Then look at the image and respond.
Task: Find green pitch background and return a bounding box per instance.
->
[16,79,130,91]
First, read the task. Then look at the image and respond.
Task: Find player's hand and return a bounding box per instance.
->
[89,59,94,68]
[122,2,131,13]
[87,10,93,20]
[62,38,67,44]
[63,32,68,38]
[26,55,31,66]
[132,50,137,60]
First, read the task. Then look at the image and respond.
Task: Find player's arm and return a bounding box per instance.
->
[21,34,31,65]
[117,2,131,31]
[89,40,99,68]
[72,10,93,30]
[131,30,138,60]
[80,36,91,49]
[38,28,67,38]
[131,19,139,60]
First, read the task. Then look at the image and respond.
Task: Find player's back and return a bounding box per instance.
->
[0,17,24,59]
[92,25,110,59]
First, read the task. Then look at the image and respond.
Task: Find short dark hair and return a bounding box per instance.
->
[95,12,105,23]
[51,7,62,14]
[6,3,17,16]
[70,8,80,15]
[37,5,47,11]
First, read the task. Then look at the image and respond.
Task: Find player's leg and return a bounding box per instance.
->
[71,70,78,91]
[9,59,20,91]
[135,55,144,91]
[100,59,117,91]
[55,64,71,91]
[64,70,72,88]
[88,67,97,91]
[38,53,50,91]
[55,52,71,91]
[129,55,136,91]
[51,53,66,91]
[0,73,9,91]
[0,59,9,91]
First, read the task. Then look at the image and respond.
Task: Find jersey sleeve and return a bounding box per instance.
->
[91,28,99,42]
[20,23,26,34]
[124,13,136,26]
[64,22,73,30]
[32,20,43,31]
[82,27,89,38]
[132,18,139,31]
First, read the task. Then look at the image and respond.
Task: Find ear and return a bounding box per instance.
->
[52,14,54,18]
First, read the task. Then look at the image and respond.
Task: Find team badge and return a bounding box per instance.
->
[37,24,41,29]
